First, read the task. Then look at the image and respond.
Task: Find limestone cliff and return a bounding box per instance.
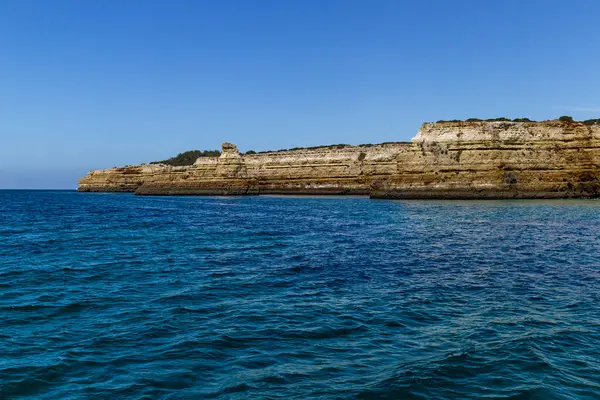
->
[78,120,600,199]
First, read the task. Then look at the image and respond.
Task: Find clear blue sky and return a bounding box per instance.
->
[1,0,599,188]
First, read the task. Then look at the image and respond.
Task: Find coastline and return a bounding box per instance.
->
[78,120,600,199]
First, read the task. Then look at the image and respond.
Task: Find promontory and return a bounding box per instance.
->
[78,119,600,199]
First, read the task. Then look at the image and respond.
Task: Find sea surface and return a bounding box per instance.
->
[1,191,600,399]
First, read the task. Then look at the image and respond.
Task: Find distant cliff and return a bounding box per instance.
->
[78,120,600,199]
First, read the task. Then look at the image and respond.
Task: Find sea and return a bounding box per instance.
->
[1,190,600,399]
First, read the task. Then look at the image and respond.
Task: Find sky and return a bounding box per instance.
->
[1,0,600,189]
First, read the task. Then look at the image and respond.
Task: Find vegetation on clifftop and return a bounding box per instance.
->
[436,116,599,124]
[467,117,513,122]
[151,150,221,166]
[249,142,410,154]
[437,117,520,123]
[557,116,600,125]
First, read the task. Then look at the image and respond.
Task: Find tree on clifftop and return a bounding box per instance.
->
[151,150,221,166]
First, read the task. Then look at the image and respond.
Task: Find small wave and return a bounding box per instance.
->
[282,324,369,340]
[204,382,255,398]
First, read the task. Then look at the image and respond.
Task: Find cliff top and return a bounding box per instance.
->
[428,117,600,126]
[137,117,600,168]
[242,141,411,156]
[415,118,600,143]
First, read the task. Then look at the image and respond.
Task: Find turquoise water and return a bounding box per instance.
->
[1,191,600,399]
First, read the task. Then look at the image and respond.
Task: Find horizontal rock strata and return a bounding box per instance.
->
[78,121,600,199]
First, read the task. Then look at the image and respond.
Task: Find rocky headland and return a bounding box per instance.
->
[78,119,600,199]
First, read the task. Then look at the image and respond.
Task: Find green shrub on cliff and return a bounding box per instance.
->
[513,118,533,122]
[558,116,574,122]
[583,119,600,126]
[152,150,221,166]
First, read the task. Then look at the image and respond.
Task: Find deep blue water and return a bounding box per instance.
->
[1,191,600,399]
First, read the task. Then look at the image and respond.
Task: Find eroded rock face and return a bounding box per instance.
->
[373,120,600,199]
[77,122,600,198]
[220,142,239,153]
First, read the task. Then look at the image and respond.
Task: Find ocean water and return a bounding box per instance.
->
[1,191,600,400]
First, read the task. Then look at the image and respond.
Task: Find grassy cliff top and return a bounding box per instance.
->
[151,150,221,166]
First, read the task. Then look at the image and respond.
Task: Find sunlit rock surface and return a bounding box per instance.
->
[78,120,600,199]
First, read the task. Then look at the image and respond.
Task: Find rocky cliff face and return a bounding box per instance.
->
[376,120,600,198]
[78,120,600,198]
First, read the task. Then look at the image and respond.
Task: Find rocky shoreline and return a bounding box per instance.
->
[78,120,600,199]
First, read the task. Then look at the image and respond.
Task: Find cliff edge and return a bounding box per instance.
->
[78,120,600,199]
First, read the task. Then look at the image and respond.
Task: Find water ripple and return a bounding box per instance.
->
[1,191,600,399]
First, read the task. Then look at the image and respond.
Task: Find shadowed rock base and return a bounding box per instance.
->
[370,189,598,200]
